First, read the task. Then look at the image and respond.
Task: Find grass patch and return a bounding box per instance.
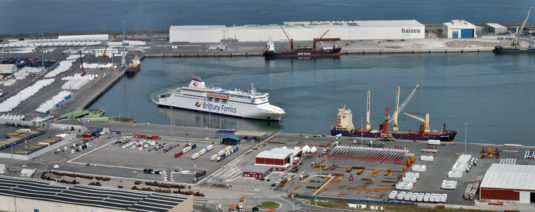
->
[303,198,460,211]
[256,201,280,209]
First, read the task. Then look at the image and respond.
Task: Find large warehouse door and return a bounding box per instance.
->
[461,29,474,38]
[452,31,459,38]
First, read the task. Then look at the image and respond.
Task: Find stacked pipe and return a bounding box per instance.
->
[328,145,412,164]
[35,91,73,114]
[0,79,55,112]
[45,60,74,78]
[61,74,96,90]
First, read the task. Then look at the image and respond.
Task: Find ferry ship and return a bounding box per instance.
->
[157,76,285,121]
[126,56,140,77]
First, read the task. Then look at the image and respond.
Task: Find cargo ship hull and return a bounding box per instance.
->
[126,65,140,77]
[331,129,457,141]
[263,48,342,58]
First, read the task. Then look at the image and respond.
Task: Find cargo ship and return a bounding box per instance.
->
[330,106,457,141]
[263,27,341,58]
[125,56,140,77]
[157,76,285,121]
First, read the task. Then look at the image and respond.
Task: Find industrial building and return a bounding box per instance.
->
[255,147,302,171]
[486,23,508,34]
[242,165,273,179]
[442,20,476,39]
[479,164,535,203]
[0,64,17,75]
[169,20,425,43]
[0,176,193,212]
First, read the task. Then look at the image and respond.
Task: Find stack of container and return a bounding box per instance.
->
[174,143,197,158]
[0,79,54,112]
[35,91,72,114]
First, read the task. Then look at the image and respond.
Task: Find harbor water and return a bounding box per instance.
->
[0,0,532,34]
[90,53,535,144]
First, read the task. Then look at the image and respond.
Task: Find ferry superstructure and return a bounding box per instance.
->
[157,77,285,121]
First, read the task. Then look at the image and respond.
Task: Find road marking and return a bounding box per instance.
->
[67,139,117,163]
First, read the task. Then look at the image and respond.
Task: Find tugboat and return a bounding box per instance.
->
[125,56,140,77]
[263,27,341,58]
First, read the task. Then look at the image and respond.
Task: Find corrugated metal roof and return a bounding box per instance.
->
[244,165,272,173]
[256,148,301,160]
[0,176,189,211]
[480,164,535,190]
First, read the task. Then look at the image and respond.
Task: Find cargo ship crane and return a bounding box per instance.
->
[315,30,330,50]
[403,112,430,133]
[388,84,420,131]
[280,26,294,50]
[513,7,532,47]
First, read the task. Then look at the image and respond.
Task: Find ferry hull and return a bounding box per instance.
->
[494,45,535,53]
[157,96,284,121]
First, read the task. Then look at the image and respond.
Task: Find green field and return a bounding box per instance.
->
[256,201,280,209]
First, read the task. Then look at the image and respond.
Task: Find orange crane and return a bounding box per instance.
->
[102,47,108,58]
[280,26,294,50]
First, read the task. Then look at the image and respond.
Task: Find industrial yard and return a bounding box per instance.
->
[0,14,534,212]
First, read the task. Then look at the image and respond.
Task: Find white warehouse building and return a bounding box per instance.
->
[169,20,425,43]
[442,20,476,39]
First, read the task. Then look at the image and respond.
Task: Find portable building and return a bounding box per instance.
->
[486,23,508,34]
[0,64,17,75]
[221,136,241,145]
[442,20,476,39]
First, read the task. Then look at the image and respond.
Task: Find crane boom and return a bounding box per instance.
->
[403,112,430,133]
[319,30,330,39]
[514,7,532,46]
[280,26,294,50]
[393,87,400,131]
[366,90,371,130]
[388,84,419,124]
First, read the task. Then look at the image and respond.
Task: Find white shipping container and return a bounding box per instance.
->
[404,172,420,179]
[395,182,413,190]
[420,155,434,161]
[447,170,463,178]
[0,164,5,174]
[412,164,426,172]
[441,180,457,190]
[199,148,207,155]
[217,150,225,156]
[225,146,232,152]
[183,146,192,153]
[191,153,200,160]
[402,177,417,183]
[427,139,440,145]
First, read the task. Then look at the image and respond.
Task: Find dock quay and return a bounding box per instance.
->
[0,19,534,212]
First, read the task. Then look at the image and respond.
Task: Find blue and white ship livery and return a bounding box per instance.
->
[157,76,285,121]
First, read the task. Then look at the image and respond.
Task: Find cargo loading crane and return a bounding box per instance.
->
[280,26,294,51]
[513,7,532,47]
[403,112,430,133]
[79,51,86,76]
[494,7,534,53]
[389,84,420,131]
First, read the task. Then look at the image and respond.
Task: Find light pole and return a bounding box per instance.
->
[464,122,468,154]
